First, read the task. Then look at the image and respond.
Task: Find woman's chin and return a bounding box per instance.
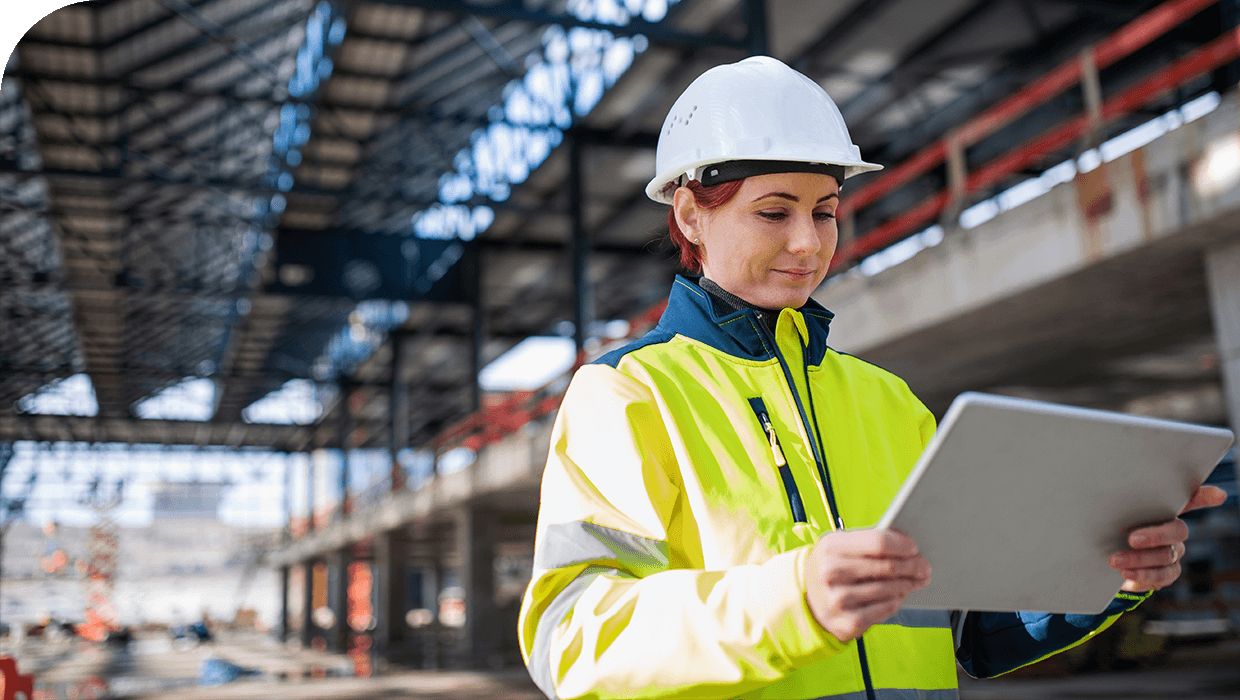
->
[754,289,813,310]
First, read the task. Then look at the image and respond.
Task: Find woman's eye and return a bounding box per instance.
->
[814,211,837,221]
[758,211,787,221]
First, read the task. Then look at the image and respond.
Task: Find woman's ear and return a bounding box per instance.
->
[672,186,703,244]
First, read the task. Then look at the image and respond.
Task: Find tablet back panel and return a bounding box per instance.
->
[877,392,1234,614]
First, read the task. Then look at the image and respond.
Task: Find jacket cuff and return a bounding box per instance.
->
[1111,589,1154,613]
[752,546,847,666]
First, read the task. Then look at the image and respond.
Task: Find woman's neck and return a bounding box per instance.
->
[698,277,781,329]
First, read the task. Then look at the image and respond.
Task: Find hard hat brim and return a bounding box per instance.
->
[645,157,883,205]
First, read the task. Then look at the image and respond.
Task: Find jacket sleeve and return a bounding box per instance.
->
[954,591,1152,677]
[518,364,843,700]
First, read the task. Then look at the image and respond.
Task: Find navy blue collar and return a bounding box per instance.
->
[654,275,835,363]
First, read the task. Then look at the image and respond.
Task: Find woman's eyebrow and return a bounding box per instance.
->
[750,192,841,203]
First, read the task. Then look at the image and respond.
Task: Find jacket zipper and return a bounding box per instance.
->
[753,319,844,530]
[747,398,807,523]
[754,315,877,700]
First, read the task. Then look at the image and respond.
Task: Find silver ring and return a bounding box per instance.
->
[1168,545,1178,564]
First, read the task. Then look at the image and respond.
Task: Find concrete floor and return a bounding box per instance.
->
[4,631,1238,699]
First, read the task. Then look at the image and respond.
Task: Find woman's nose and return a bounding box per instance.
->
[788,215,822,255]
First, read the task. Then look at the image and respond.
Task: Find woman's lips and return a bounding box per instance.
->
[774,268,816,280]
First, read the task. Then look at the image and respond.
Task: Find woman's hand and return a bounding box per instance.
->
[1109,484,1228,592]
[805,529,931,642]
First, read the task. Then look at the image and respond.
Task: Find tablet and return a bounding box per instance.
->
[876,392,1234,614]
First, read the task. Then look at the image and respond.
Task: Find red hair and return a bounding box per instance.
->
[666,179,745,272]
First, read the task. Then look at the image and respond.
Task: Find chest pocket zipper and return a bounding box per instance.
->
[747,397,807,523]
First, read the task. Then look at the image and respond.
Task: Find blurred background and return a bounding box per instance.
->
[1,0,1239,697]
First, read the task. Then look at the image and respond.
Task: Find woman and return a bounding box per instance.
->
[518,56,1223,700]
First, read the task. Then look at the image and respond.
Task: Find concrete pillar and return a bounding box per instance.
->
[372,530,407,662]
[456,506,497,668]
[301,559,316,648]
[1206,241,1240,443]
[422,559,442,669]
[329,548,351,652]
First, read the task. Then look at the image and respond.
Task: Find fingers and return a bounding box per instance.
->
[1127,518,1189,549]
[1119,560,1182,593]
[824,579,926,610]
[1179,484,1227,515]
[805,530,932,642]
[1110,543,1182,571]
[823,554,931,585]
[1113,513,1196,592]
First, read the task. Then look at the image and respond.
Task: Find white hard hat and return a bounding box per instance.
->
[645,56,882,204]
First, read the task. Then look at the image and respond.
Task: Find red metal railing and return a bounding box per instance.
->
[831,0,1232,269]
[431,298,669,454]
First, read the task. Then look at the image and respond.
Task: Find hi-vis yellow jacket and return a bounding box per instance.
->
[519,276,1146,700]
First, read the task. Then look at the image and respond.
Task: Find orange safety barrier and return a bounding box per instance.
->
[832,0,1228,269]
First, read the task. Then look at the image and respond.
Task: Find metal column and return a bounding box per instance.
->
[372,530,406,664]
[339,380,353,517]
[421,559,441,669]
[279,565,290,642]
[469,250,486,412]
[330,547,351,653]
[391,332,408,491]
[569,131,591,355]
[745,0,768,56]
[301,559,316,648]
[306,453,316,534]
[282,453,292,543]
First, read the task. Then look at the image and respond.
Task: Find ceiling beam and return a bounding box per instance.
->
[364,0,747,50]
[0,411,312,449]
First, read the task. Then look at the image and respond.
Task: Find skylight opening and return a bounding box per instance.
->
[412,0,678,240]
[479,336,578,392]
[258,1,345,204]
[16,374,98,416]
[243,378,323,425]
[133,378,216,421]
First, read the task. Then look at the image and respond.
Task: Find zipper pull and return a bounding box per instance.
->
[759,414,787,467]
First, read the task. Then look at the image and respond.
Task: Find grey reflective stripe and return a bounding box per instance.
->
[812,690,958,700]
[873,690,959,700]
[535,520,670,574]
[950,609,967,650]
[528,566,619,700]
[880,608,952,629]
